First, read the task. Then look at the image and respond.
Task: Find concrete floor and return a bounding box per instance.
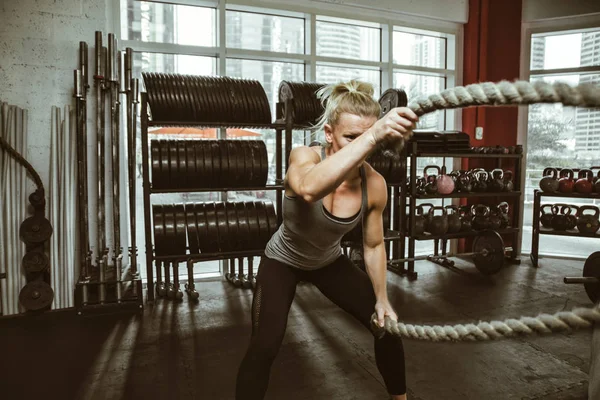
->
[0,257,594,400]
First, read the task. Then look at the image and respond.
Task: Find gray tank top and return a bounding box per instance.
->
[264,147,368,270]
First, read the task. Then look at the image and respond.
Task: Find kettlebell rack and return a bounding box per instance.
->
[391,141,524,279]
[530,189,600,268]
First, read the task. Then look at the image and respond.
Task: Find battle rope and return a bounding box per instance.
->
[383,79,600,157]
[371,304,600,342]
[373,79,600,340]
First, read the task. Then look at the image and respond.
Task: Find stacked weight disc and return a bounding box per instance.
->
[153,201,279,256]
[141,73,272,124]
[151,139,269,189]
[278,81,327,126]
[367,151,405,185]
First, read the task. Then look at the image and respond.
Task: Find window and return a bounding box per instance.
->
[226,11,305,53]
[522,28,600,259]
[119,0,459,280]
[316,19,381,62]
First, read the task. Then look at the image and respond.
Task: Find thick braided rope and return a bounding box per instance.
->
[370,304,600,342]
[407,79,600,117]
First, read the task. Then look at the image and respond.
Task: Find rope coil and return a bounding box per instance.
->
[374,79,600,340]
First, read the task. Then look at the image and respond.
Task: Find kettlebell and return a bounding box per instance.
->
[419,203,434,232]
[550,204,570,231]
[445,205,462,233]
[558,169,575,193]
[488,206,503,230]
[406,205,427,235]
[575,169,594,194]
[437,166,456,195]
[540,204,554,228]
[503,170,514,192]
[459,206,473,231]
[577,205,600,234]
[415,177,426,195]
[564,205,578,230]
[456,172,473,193]
[471,204,491,230]
[473,170,489,192]
[427,206,448,236]
[498,202,510,229]
[488,169,505,192]
[424,166,440,195]
[539,167,559,193]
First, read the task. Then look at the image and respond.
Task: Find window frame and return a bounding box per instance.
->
[113,0,463,279]
[518,13,600,258]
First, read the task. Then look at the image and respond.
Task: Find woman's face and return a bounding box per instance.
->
[324,112,378,152]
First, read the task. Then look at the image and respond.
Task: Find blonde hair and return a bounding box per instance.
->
[313,80,381,135]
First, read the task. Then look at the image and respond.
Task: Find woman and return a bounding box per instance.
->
[235,80,418,400]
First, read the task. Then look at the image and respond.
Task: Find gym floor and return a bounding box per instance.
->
[0,257,593,400]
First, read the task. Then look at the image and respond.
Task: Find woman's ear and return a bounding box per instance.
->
[324,123,334,144]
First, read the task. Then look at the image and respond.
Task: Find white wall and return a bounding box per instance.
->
[523,0,600,22]
[0,0,110,193]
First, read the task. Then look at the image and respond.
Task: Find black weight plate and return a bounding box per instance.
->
[168,140,178,189]
[163,204,176,256]
[155,73,170,121]
[245,201,260,250]
[177,140,187,189]
[185,140,196,189]
[151,140,162,188]
[22,251,49,274]
[20,216,53,244]
[159,140,169,190]
[164,73,179,121]
[221,78,235,123]
[19,281,54,311]
[174,204,187,255]
[254,201,270,248]
[247,140,260,186]
[278,81,296,121]
[203,202,219,253]
[263,201,279,237]
[378,88,408,117]
[227,140,240,187]
[143,72,159,121]
[199,140,212,188]
[214,202,229,252]
[244,79,261,124]
[583,251,600,304]
[472,229,505,275]
[177,74,193,122]
[194,203,209,253]
[219,140,230,188]
[234,202,250,251]
[210,140,221,189]
[225,202,240,251]
[205,77,222,122]
[188,75,203,121]
[256,140,268,186]
[186,203,199,254]
[153,205,166,256]
[239,140,252,185]
[233,77,249,123]
[180,75,197,122]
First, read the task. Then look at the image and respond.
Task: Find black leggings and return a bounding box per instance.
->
[235,255,406,399]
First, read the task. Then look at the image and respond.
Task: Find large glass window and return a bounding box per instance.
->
[119,0,458,281]
[316,19,381,62]
[522,28,600,259]
[122,0,216,46]
[226,11,305,53]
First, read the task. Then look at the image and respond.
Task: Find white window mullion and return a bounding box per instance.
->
[309,13,317,82]
[383,22,393,91]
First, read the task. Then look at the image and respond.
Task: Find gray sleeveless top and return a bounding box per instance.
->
[264,147,368,270]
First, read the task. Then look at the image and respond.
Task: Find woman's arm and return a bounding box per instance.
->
[286,107,418,203]
[361,170,390,302]
[286,134,375,202]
